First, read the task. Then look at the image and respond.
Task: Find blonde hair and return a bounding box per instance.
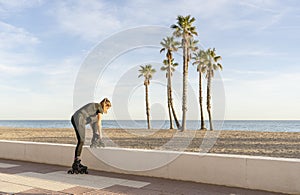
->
[100,98,111,108]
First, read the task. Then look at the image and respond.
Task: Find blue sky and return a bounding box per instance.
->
[0,0,299,120]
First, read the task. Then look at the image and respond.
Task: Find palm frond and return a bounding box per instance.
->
[170,24,178,29]
[217,63,223,70]
[201,48,223,79]
[190,16,195,23]
[190,27,198,36]
[214,56,222,61]
[161,66,168,71]
[200,66,206,73]
[138,64,156,80]
[172,15,197,39]
[163,59,168,65]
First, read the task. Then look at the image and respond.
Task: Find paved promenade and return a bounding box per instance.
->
[0,158,283,195]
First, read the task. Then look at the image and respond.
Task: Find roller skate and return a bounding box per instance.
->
[67,158,88,174]
[90,138,105,148]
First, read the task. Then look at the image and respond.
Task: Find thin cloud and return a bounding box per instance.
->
[52,0,121,41]
[0,21,39,50]
[226,49,286,57]
[202,0,290,32]
[51,0,233,41]
[0,21,40,73]
[0,84,30,93]
[239,0,279,14]
[39,57,81,76]
[225,71,300,119]
[0,0,43,17]
[228,69,267,75]
[0,64,32,75]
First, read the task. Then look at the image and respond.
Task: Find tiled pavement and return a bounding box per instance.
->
[0,159,284,195]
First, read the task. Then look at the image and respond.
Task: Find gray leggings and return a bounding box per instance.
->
[71,116,99,158]
[71,116,84,158]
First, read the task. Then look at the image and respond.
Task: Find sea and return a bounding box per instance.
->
[0,120,299,132]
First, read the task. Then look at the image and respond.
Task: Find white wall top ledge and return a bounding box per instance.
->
[0,139,299,162]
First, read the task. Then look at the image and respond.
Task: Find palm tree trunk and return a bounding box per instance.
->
[199,71,206,130]
[145,82,151,129]
[169,74,180,129]
[166,59,174,129]
[181,37,188,131]
[167,57,180,129]
[170,101,180,129]
[167,84,174,129]
[207,71,213,130]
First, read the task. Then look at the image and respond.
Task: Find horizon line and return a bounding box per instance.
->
[1,119,299,121]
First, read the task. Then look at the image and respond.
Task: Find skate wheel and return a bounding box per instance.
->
[74,170,79,174]
[67,170,74,174]
[85,170,88,174]
[80,170,84,174]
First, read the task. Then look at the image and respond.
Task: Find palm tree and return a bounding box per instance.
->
[138,65,156,129]
[161,58,180,129]
[171,15,198,131]
[160,36,181,129]
[205,48,223,130]
[187,38,199,62]
[192,49,208,130]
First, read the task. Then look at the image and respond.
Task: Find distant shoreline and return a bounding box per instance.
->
[0,127,299,159]
[0,120,299,132]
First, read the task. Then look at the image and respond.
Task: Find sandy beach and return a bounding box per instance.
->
[0,127,299,159]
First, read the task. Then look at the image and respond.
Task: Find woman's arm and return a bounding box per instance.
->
[97,113,103,139]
